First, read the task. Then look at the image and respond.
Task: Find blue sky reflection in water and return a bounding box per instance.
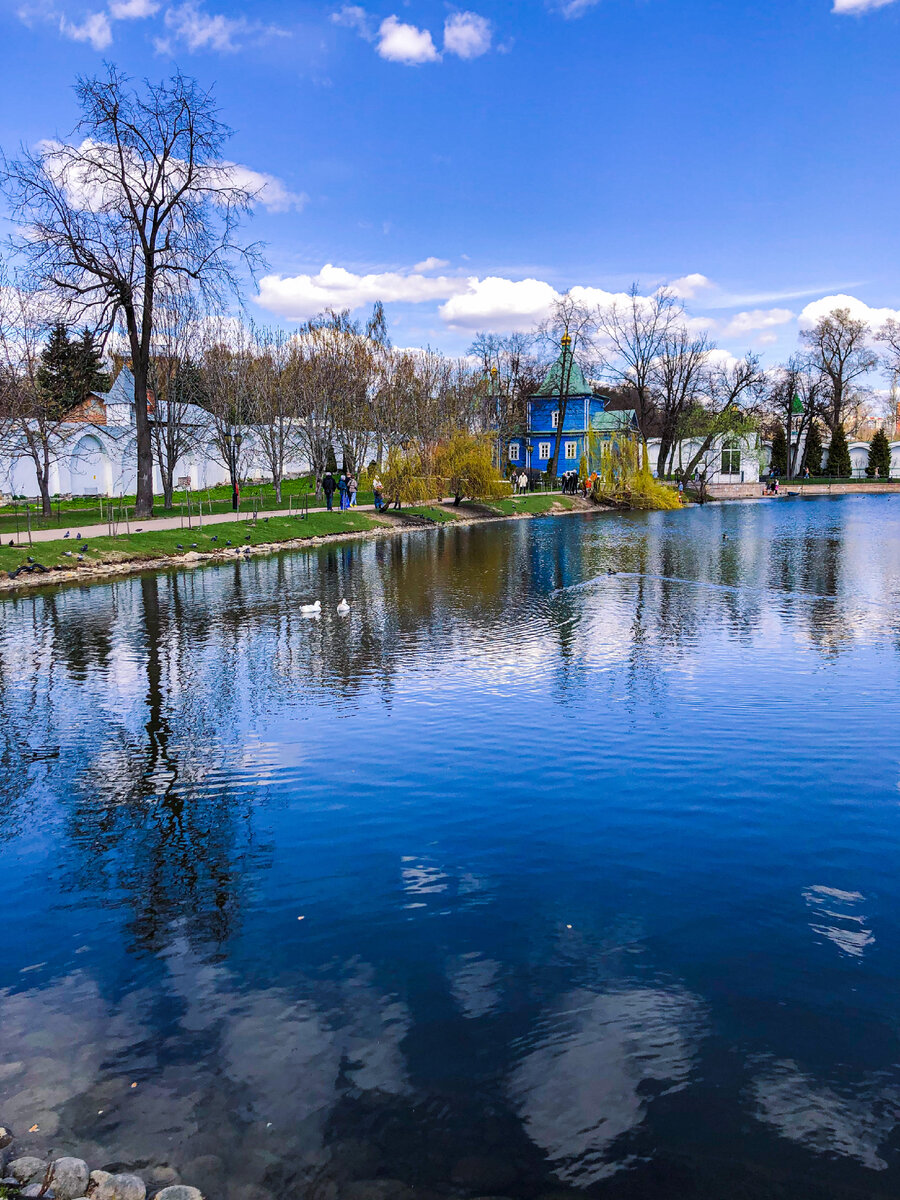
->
[2,496,900,1198]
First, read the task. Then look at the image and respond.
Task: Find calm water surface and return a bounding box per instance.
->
[2,496,900,1199]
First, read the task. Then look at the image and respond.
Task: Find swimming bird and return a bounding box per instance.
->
[337,598,350,615]
[300,600,322,615]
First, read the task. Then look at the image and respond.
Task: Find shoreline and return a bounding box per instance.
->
[0,499,594,598]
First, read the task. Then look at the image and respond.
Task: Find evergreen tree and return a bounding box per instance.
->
[36,322,108,418]
[36,322,76,419]
[803,421,823,475]
[325,444,338,474]
[867,428,893,479]
[769,425,788,475]
[825,423,852,477]
[72,328,110,399]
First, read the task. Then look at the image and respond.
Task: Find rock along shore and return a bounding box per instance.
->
[0,1128,202,1200]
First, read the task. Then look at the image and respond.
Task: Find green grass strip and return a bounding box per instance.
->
[0,511,383,577]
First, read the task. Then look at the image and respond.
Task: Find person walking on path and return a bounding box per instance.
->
[518,470,528,495]
[338,474,349,511]
[372,474,384,512]
[322,470,336,511]
[348,474,358,507]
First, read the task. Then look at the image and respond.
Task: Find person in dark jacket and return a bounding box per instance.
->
[322,470,336,511]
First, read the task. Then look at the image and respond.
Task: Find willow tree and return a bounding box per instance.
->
[1,66,261,518]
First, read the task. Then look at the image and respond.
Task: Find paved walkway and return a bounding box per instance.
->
[7,491,569,546]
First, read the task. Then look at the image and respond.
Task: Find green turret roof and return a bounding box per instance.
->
[535,340,594,398]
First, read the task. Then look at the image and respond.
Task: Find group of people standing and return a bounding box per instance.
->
[321,470,358,511]
[320,470,386,511]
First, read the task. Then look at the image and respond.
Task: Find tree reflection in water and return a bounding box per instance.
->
[1,498,899,1200]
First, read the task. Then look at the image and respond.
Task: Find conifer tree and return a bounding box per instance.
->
[769,425,788,475]
[867,428,893,479]
[825,423,852,477]
[35,322,108,418]
[803,421,823,475]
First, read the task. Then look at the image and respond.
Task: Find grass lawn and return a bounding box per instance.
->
[0,478,378,537]
[0,511,384,578]
[401,505,462,523]
[480,493,574,516]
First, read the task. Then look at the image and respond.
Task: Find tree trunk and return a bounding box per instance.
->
[39,443,52,516]
[656,434,673,479]
[131,357,155,519]
[274,476,282,503]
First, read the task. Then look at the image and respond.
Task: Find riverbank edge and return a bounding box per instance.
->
[0,500,594,597]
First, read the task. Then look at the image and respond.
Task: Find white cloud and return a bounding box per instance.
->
[723,307,795,337]
[413,256,450,272]
[330,4,373,38]
[37,138,302,217]
[159,1,286,52]
[443,11,492,58]
[440,275,560,330]
[377,14,440,63]
[832,0,898,13]
[212,161,307,212]
[109,0,159,16]
[256,263,466,320]
[799,293,900,330]
[557,0,602,16]
[59,10,112,48]
[668,273,715,300]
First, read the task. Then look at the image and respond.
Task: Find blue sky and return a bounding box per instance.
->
[1,0,899,360]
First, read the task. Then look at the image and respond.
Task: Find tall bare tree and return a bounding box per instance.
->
[148,288,208,508]
[651,325,712,476]
[539,295,596,480]
[800,308,878,434]
[469,330,543,465]
[1,66,261,518]
[200,319,254,506]
[678,353,765,484]
[596,285,682,437]
[246,324,300,503]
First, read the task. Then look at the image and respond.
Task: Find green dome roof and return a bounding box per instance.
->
[535,343,594,398]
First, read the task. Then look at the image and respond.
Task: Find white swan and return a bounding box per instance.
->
[336,598,351,615]
[300,600,322,615]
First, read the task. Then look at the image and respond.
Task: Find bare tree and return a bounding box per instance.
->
[800,308,878,434]
[200,320,254,507]
[763,355,825,477]
[148,288,208,508]
[247,324,300,503]
[877,319,900,429]
[1,66,261,518]
[596,285,682,437]
[538,295,597,480]
[0,282,80,514]
[469,330,543,465]
[651,325,713,477]
[678,353,765,486]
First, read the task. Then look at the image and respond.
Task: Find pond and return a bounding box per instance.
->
[2,495,900,1199]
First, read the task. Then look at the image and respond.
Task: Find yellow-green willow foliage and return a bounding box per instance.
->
[589,432,682,511]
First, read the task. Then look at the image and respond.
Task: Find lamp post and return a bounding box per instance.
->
[223,425,243,511]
